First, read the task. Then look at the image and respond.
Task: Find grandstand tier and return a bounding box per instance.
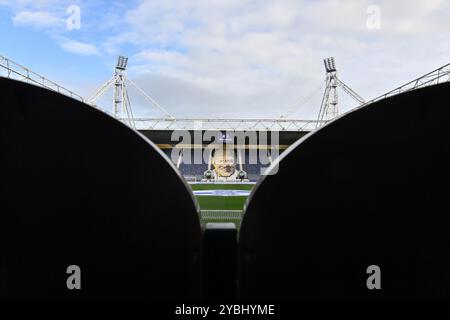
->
[143,130,308,182]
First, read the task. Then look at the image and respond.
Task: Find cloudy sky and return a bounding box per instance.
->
[1,0,449,119]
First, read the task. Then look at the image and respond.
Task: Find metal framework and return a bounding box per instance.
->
[0,54,86,103]
[127,117,325,131]
[316,57,365,128]
[358,61,450,108]
[88,56,134,128]
[87,56,325,131]
[3,52,450,133]
[88,56,174,129]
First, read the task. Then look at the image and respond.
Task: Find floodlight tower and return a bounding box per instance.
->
[87,56,174,128]
[113,56,134,125]
[316,57,365,128]
[317,57,339,125]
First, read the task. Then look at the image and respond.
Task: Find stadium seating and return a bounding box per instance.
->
[172,149,267,182]
[238,82,450,299]
[242,152,266,179]
[179,163,209,177]
[0,78,202,299]
[163,149,208,180]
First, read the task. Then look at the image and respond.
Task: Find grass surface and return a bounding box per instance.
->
[196,196,248,210]
[189,183,255,230]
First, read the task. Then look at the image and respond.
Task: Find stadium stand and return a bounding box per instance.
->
[162,146,270,182]
[242,151,269,180]
[163,148,209,180]
[139,130,302,183]
[179,163,209,177]
[239,82,450,299]
[0,78,202,299]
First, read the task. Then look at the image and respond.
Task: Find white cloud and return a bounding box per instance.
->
[5,0,450,119]
[60,38,100,56]
[12,10,63,29]
[101,0,450,119]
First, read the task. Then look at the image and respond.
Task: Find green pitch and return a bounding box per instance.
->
[189,183,255,229]
[190,183,253,210]
[195,195,248,210]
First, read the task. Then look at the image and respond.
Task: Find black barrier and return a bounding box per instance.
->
[203,223,237,299]
[0,78,202,299]
[238,82,450,299]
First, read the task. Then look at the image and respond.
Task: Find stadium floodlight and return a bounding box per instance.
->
[324,57,336,73]
[116,56,128,71]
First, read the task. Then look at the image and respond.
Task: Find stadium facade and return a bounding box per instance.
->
[139,129,309,182]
